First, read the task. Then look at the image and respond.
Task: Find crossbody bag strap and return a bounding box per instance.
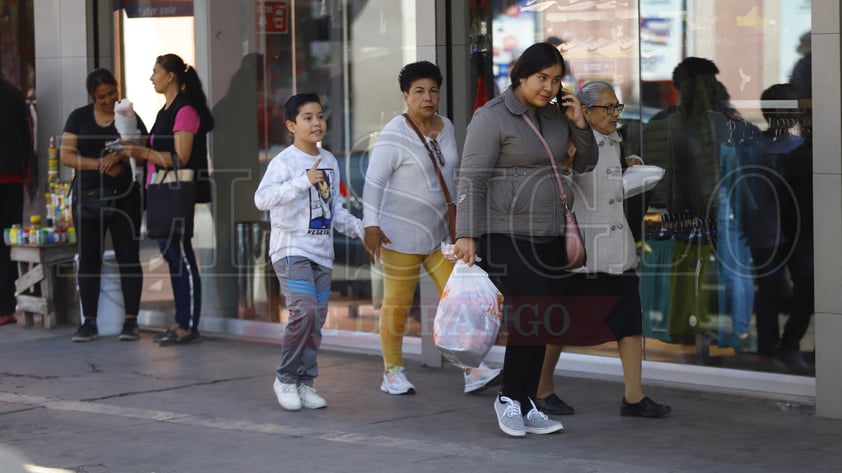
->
[521,113,571,211]
[403,113,453,205]
[403,113,456,241]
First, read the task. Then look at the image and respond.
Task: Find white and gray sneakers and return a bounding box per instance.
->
[523,399,564,434]
[494,396,526,437]
[494,396,564,437]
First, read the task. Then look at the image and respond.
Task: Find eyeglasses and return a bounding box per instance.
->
[429,138,445,166]
[588,103,625,114]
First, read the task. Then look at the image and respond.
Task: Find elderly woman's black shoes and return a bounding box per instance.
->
[620,396,671,418]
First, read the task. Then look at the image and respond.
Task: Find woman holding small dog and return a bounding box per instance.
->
[61,68,147,343]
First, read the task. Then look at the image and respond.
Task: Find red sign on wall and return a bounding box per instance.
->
[257,1,289,34]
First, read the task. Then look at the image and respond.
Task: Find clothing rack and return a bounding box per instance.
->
[645,210,717,244]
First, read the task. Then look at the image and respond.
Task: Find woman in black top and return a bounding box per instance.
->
[61,68,147,342]
[121,54,215,345]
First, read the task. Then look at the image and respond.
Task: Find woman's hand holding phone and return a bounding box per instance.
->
[557,88,587,128]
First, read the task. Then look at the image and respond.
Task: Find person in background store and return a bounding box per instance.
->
[645,57,760,350]
[743,83,814,374]
[452,42,597,437]
[789,31,812,102]
[535,80,671,418]
[0,72,33,327]
[60,68,147,342]
[255,93,364,411]
[363,61,502,396]
[120,54,214,346]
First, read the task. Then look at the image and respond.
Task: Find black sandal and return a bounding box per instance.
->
[153,328,177,343]
[158,330,202,346]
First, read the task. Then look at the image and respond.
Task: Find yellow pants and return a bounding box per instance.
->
[379,247,453,368]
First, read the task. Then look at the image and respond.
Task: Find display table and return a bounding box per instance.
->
[10,243,77,328]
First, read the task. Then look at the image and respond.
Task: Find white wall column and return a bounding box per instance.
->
[811,0,842,419]
[34,0,94,181]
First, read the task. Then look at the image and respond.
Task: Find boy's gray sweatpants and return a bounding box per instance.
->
[273,256,332,386]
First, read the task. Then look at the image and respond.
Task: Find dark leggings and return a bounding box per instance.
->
[477,234,567,409]
[75,184,143,319]
[0,183,23,316]
[158,236,201,331]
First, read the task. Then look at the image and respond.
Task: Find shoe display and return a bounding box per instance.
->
[523,399,564,434]
[534,393,575,415]
[380,365,416,395]
[493,395,526,437]
[620,396,671,418]
[0,313,18,326]
[273,379,301,411]
[118,320,140,341]
[71,319,99,342]
[463,366,502,394]
[158,329,202,346]
[298,384,327,409]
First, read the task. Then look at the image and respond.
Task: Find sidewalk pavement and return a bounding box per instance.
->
[1,325,840,473]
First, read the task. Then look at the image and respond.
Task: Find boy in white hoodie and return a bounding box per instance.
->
[255,93,364,411]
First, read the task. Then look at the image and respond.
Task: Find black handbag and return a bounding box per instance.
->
[78,186,118,220]
[74,149,122,220]
[145,156,196,240]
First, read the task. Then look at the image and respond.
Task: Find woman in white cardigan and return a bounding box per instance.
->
[535,81,671,418]
[362,61,501,396]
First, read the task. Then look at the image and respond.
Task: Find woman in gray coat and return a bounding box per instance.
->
[452,43,597,437]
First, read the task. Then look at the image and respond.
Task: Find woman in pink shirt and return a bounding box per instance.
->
[123,54,215,345]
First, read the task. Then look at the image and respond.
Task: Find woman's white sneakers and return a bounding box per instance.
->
[380,365,416,395]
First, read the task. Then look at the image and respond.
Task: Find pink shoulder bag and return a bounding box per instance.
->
[521,114,587,269]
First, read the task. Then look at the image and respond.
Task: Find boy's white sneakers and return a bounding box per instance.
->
[298,384,327,409]
[273,378,301,411]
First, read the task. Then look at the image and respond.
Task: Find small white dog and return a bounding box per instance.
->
[114,98,141,143]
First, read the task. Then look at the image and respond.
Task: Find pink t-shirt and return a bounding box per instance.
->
[146,105,201,187]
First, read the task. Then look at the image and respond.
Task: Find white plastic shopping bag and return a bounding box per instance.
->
[622,164,665,198]
[434,261,503,368]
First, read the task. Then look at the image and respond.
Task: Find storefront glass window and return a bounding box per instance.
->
[483,0,814,376]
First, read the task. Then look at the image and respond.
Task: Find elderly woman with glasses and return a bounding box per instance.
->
[362,61,501,396]
[535,80,671,419]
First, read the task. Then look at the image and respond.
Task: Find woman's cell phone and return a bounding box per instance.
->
[556,90,568,113]
[105,140,123,151]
